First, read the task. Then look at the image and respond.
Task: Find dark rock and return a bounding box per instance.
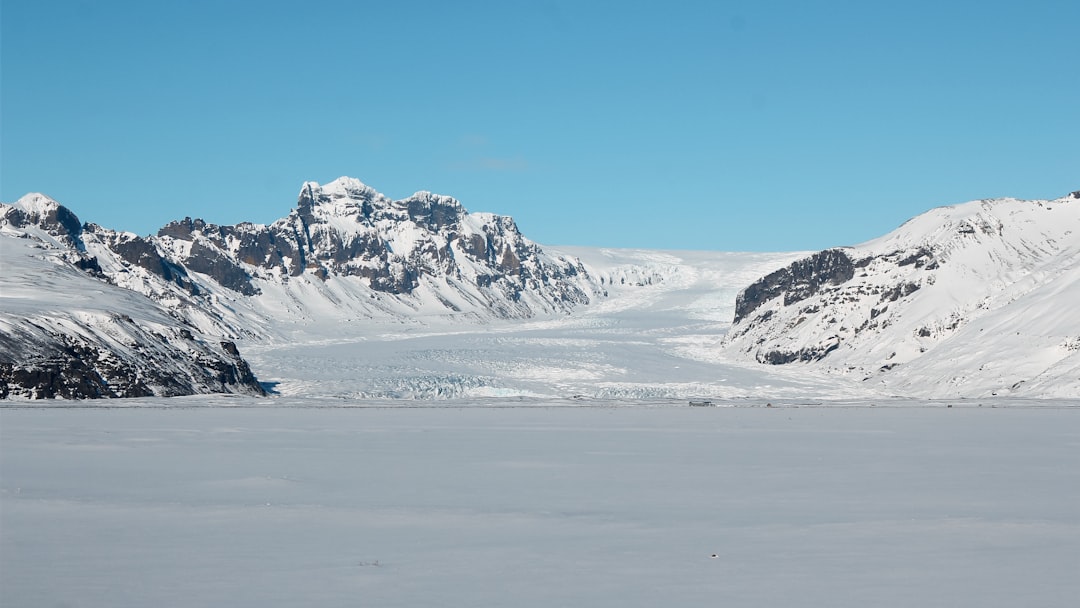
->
[757,339,841,364]
[897,247,933,267]
[734,249,855,322]
[105,233,200,294]
[184,241,259,296]
[881,282,921,303]
[0,321,266,400]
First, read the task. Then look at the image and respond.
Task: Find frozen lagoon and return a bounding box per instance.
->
[3,402,1078,607]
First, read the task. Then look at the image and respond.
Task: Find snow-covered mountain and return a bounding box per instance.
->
[722,191,1080,398]
[153,178,602,326]
[3,179,605,338]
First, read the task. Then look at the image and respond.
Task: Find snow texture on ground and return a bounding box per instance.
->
[3,404,1078,607]
[241,248,859,401]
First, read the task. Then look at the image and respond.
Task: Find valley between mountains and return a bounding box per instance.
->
[2,179,1078,401]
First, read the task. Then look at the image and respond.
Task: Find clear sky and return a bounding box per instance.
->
[2,0,1077,251]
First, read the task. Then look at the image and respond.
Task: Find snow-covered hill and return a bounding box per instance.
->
[722,191,1080,398]
[0,234,264,399]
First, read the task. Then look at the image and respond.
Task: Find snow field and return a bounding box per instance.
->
[2,405,1078,607]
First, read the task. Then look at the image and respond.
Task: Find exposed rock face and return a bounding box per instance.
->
[206,179,596,306]
[734,249,855,323]
[89,226,202,294]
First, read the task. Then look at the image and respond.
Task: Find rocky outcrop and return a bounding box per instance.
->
[726,244,946,366]
[734,249,855,323]
[88,226,202,294]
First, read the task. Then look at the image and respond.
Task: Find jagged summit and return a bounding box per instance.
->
[294,178,469,235]
[298,177,386,216]
[313,176,381,199]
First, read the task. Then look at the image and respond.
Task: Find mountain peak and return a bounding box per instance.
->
[296,177,390,220]
[3,193,84,243]
[14,192,65,214]
[322,176,374,194]
[301,176,380,202]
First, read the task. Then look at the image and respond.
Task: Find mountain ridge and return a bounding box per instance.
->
[0,178,611,398]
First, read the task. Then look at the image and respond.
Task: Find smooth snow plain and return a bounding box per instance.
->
[3,405,1079,607]
[3,247,1079,607]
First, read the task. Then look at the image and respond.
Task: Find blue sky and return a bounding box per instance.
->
[3,0,1077,251]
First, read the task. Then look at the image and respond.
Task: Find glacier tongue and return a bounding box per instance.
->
[242,247,842,401]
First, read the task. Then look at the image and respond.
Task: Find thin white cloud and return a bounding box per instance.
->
[447,156,530,172]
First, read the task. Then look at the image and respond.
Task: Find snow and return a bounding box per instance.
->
[0,236,264,397]
[12,192,64,216]
[4,187,1080,604]
[3,404,1078,607]
[722,194,1080,397]
[5,185,1079,399]
[237,247,852,401]
[0,236,174,323]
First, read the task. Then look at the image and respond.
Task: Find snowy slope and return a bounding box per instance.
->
[722,191,1080,398]
[0,230,264,399]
